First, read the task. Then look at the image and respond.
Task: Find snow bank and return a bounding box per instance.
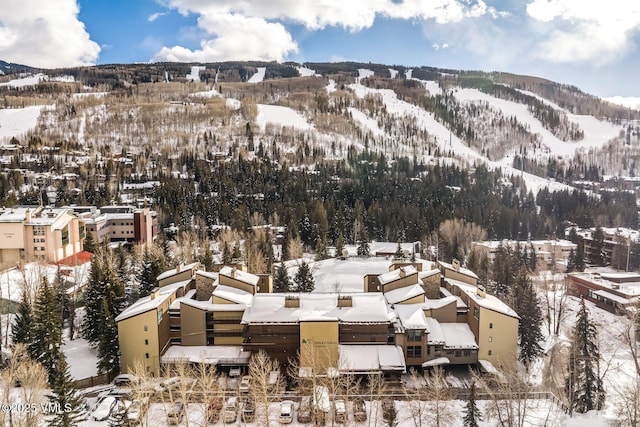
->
[296,66,319,77]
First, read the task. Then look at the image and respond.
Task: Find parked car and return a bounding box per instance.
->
[353,398,367,422]
[166,401,184,425]
[279,400,294,424]
[229,367,241,377]
[207,396,224,423]
[239,375,251,393]
[297,396,312,423]
[223,396,239,423]
[113,373,139,387]
[333,399,346,424]
[241,399,256,423]
[154,377,181,393]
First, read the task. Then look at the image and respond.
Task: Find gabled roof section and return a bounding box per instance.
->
[378,265,417,285]
[438,260,479,279]
[156,262,200,281]
[446,278,519,319]
[384,283,424,304]
[116,279,191,322]
[212,284,253,305]
[219,265,259,286]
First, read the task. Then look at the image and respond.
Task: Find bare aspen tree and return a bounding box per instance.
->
[403,369,429,427]
[128,360,154,427]
[191,361,220,424]
[365,373,386,427]
[1,345,48,427]
[423,366,455,427]
[249,349,275,427]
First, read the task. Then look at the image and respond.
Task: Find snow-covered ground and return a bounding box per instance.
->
[248,67,266,83]
[256,104,312,131]
[0,105,43,140]
[348,107,384,138]
[186,66,205,82]
[453,87,623,158]
[62,335,99,380]
[296,66,319,77]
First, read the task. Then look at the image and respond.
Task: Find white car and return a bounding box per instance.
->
[279,400,294,424]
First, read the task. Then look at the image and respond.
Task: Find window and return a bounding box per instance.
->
[406,329,422,341]
[407,346,422,358]
[144,339,148,345]
[473,306,480,320]
[488,336,492,342]
[489,322,493,329]
[145,353,149,359]
[488,350,492,356]
[33,225,45,236]
[144,325,148,332]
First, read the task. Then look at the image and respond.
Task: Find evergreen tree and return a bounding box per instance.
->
[11,293,33,347]
[514,270,544,369]
[462,381,482,427]
[293,261,315,292]
[97,299,121,377]
[575,241,585,272]
[138,247,158,298]
[567,248,576,273]
[273,261,292,293]
[281,231,291,261]
[29,277,63,384]
[566,298,605,414]
[48,353,85,426]
[314,236,329,261]
[356,223,370,257]
[201,244,214,272]
[53,266,71,326]
[83,230,96,253]
[83,252,105,343]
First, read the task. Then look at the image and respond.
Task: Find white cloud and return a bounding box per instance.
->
[155,0,494,62]
[149,12,168,22]
[526,0,640,63]
[0,0,100,68]
[154,13,298,62]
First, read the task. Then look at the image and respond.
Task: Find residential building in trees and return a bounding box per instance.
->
[116,257,518,377]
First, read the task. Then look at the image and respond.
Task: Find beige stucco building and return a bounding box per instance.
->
[116,257,519,377]
[0,205,84,265]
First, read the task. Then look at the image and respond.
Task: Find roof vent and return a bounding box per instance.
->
[452,259,461,272]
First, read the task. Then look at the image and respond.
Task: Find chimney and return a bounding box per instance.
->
[399,268,406,278]
[452,259,460,272]
[25,209,31,223]
[149,287,160,300]
[476,285,486,298]
[176,263,182,273]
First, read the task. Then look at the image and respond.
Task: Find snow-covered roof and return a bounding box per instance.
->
[169,288,197,310]
[378,266,417,285]
[423,295,458,310]
[195,270,217,280]
[422,357,450,367]
[438,260,478,279]
[439,287,467,309]
[384,283,424,304]
[160,345,250,365]
[179,298,246,312]
[212,284,254,305]
[440,323,478,349]
[156,262,199,281]
[241,293,395,325]
[338,344,405,373]
[446,279,519,319]
[116,279,191,322]
[419,269,441,279]
[425,317,445,344]
[394,304,428,330]
[219,266,259,286]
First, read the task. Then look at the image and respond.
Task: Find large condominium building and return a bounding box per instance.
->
[70,205,158,248]
[0,205,84,265]
[116,259,519,378]
[473,239,577,270]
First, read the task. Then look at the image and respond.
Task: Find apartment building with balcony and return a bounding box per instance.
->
[116,258,519,377]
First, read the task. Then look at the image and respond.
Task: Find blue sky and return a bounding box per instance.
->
[1,0,640,97]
